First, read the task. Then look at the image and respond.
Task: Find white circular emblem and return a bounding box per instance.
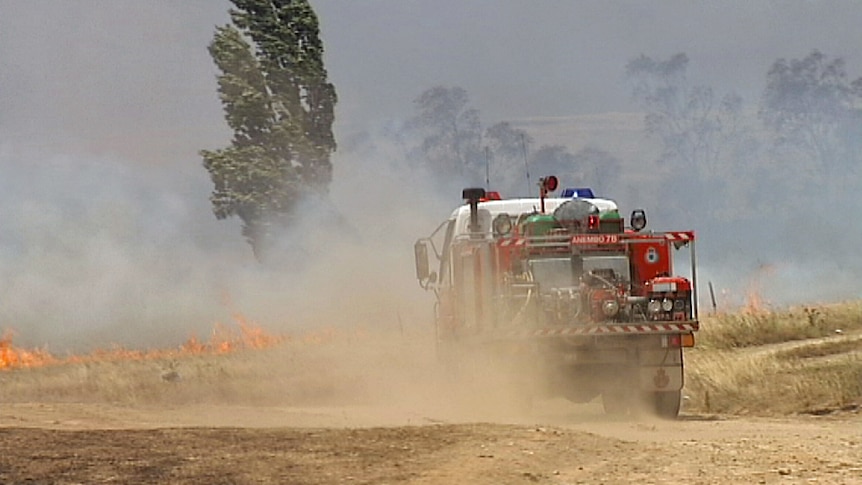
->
[645,247,660,264]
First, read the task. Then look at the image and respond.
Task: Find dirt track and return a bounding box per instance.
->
[1,400,860,484]
[2,329,861,484]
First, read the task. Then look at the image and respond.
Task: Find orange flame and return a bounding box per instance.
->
[742,264,775,314]
[1,329,59,369]
[0,314,286,371]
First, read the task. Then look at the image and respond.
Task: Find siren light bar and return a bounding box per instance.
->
[561,187,595,198]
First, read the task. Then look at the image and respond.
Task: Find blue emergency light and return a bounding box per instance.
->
[561,187,595,198]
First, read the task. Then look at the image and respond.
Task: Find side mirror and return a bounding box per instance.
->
[630,209,647,232]
[414,241,436,287]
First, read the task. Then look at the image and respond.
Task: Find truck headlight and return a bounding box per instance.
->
[602,299,620,317]
[648,299,662,314]
[661,298,674,312]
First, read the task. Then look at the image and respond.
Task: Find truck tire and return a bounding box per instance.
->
[647,390,681,418]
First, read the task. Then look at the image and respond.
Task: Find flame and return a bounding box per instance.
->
[0,314,286,371]
[1,329,59,369]
[742,263,775,314]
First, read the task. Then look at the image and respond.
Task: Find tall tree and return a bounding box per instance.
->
[201,0,337,260]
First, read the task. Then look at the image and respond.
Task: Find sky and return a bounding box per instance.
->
[2,1,862,160]
[1,1,862,348]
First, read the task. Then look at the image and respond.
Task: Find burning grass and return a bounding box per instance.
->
[0,314,298,406]
[4,298,862,418]
[0,314,285,372]
[0,319,428,409]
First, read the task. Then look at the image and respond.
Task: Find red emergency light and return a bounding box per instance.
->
[541,176,558,192]
[538,176,558,213]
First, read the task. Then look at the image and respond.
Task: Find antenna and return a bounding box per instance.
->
[484,146,491,190]
[520,133,531,195]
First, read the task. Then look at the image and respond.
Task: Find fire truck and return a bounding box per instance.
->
[413,177,699,417]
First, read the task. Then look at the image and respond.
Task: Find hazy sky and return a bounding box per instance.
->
[0,1,861,348]
[2,0,862,162]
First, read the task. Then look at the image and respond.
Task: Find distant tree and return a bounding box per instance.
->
[625,53,745,178]
[625,52,762,222]
[571,146,622,196]
[200,0,337,260]
[485,122,532,161]
[760,50,862,178]
[407,86,483,183]
[484,121,533,194]
[407,86,586,196]
[528,145,579,187]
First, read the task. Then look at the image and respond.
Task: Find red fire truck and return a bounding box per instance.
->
[414,178,699,417]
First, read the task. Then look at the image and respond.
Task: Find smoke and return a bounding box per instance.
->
[0,145,222,349]
[0,2,455,354]
[0,131,453,353]
[4,1,862,355]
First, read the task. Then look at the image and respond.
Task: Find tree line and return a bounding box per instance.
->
[624,50,862,226]
[406,50,862,235]
[198,0,862,260]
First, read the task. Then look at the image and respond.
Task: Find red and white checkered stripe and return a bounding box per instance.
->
[662,231,695,241]
[498,238,526,247]
[510,322,698,338]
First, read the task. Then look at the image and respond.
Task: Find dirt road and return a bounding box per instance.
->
[2,329,861,484]
[1,400,860,484]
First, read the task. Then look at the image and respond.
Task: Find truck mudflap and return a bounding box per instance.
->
[639,365,683,392]
[495,321,698,339]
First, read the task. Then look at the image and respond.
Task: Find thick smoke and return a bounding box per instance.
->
[4,1,862,354]
[0,145,238,350]
[0,135,451,353]
[0,2,447,352]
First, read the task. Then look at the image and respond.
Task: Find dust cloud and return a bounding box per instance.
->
[0,130,551,422]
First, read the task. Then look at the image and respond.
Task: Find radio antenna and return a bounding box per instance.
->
[521,133,531,195]
[484,146,491,190]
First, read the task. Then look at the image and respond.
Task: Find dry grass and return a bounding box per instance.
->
[696,300,862,350]
[0,349,297,406]
[3,303,862,418]
[0,327,438,409]
[685,300,862,416]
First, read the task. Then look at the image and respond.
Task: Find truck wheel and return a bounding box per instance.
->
[601,391,629,416]
[648,391,681,418]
